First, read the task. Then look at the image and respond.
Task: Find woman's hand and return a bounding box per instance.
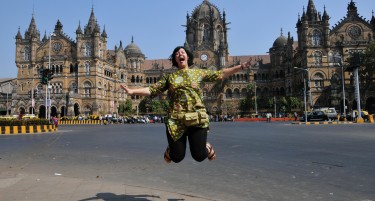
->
[240,58,252,70]
[119,84,133,95]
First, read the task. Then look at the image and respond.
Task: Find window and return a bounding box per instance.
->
[84,42,91,57]
[313,73,324,89]
[311,30,321,46]
[23,46,31,61]
[83,81,92,97]
[328,51,341,66]
[85,62,90,75]
[71,82,78,94]
[313,51,322,66]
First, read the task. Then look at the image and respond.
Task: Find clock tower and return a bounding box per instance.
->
[184,0,229,70]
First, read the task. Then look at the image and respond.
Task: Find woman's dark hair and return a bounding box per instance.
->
[169,46,194,67]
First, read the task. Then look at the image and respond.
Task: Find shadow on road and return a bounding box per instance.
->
[78,192,160,201]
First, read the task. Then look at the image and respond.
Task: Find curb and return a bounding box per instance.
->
[292,121,354,125]
[0,125,57,135]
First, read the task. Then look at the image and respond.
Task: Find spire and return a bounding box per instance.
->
[371,10,375,28]
[119,40,123,50]
[94,19,100,33]
[322,5,330,22]
[42,31,47,42]
[85,7,97,34]
[101,25,107,38]
[25,14,39,39]
[54,19,63,33]
[280,28,283,36]
[301,6,307,22]
[306,0,318,21]
[16,27,22,40]
[347,0,358,17]
[76,20,82,34]
[296,13,302,27]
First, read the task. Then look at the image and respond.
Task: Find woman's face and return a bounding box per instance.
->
[175,48,189,69]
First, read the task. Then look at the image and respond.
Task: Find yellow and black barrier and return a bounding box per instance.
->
[0,125,57,135]
[59,120,103,125]
[292,121,354,125]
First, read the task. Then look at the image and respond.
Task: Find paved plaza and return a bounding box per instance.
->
[1,122,375,201]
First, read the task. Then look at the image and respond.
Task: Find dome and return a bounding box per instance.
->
[124,40,143,55]
[272,35,287,47]
[191,0,221,21]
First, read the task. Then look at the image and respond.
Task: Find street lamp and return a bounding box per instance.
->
[333,56,346,120]
[254,82,258,115]
[294,67,312,109]
[294,67,308,123]
[46,32,56,120]
[6,82,10,115]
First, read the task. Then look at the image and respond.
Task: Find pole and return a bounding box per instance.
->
[304,78,307,123]
[354,67,362,119]
[46,33,55,120]
[46,34,52,119]
[7,82,9,115]
[31,67,34,115]
[339,57,346,119]
[254,82,258,115]
[274,96,276,118]
[294,66,308,123]
[307,68,312,110]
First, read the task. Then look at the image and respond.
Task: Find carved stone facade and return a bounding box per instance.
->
[11,0,375,118]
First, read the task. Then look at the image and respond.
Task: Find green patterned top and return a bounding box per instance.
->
[149,68,223,141]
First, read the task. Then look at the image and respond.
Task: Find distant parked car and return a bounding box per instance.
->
[300,111,328,122]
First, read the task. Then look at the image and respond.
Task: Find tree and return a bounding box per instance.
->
[238,83,256,115]
[359,42,375,92]
[119,99,132,115]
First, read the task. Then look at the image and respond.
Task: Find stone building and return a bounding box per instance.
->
[290,0,375,114]
[9,0,375,118]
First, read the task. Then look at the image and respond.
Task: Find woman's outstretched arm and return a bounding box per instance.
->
[222,59,252,79]
[119,84,151,96]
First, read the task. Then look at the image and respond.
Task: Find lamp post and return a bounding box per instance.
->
[6,82,10,115]
[294,67,308,123]
[46,32,56,120]
[114,73,119,114]
[333,56,346,120]
[254,82,258,115]
[31,67,35,115]
[294,67,312,109]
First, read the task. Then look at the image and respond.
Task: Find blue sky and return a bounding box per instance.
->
[0,0,373,78]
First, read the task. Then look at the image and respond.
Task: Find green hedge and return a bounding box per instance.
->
[0,119,51,126]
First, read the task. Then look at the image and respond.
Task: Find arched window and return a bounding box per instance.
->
[225,89,233,99]
[84,42,91,57]
[313,73,324,89]
[311,30,321,46]
[233,88,240,99]
[71,82,78,94]
[203,24,210,42]
[23,46,31,61]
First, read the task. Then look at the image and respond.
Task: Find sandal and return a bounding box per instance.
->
[164,146,171,163]
[206,143,216,161]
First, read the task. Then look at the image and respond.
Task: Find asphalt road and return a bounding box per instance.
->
[1,122,375,201]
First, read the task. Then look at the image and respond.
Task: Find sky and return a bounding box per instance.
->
[0,0,374,78]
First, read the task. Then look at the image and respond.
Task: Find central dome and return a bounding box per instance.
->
[124,38,143,57]
[273,35,287,47]
[191,0,221,20]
